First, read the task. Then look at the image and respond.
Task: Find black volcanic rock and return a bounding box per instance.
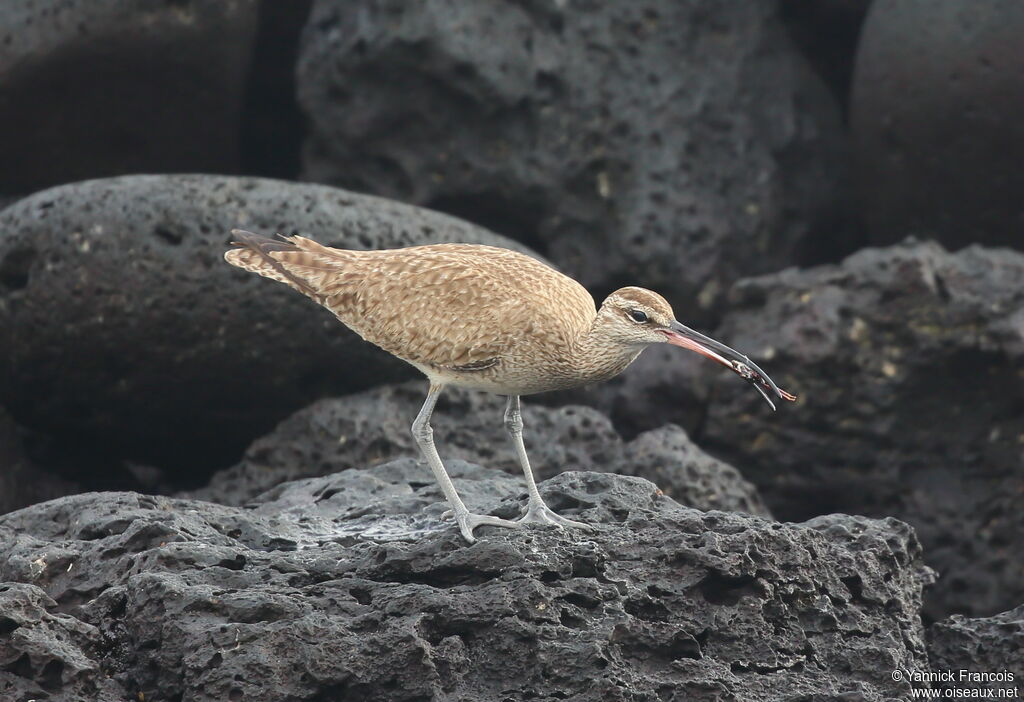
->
[778,0,870,114]
[0,582,130,700]
[297,0,846,311]
[702,240,1024,620]
[189,382,769,518]
[851,0,1024,250]
[541,339,732,441]
[0,175,535,479]
[1,469,932,701]
[625,425,769,518]
[927,605,1024,694]
[0,407,75,516]
[239,0,315,178]
[0,0,259,195]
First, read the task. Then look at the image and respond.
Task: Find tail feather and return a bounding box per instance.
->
[225,229,325,302]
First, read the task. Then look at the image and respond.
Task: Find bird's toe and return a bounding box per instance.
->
[517,502,592,530]
[449,511,522,544]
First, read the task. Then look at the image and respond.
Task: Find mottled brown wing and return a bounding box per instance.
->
[323,245,596,371]
[227,234,595,372]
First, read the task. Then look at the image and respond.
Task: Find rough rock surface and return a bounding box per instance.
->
[0,175,535,478]
[1,469,932,701]
[927,605,1024,694]
[0,582,130,701]
[702,240,1024,620]
[851,0,1024,250]
[0,0,259,195]
[189,382,769,519]
[298,0,846,309]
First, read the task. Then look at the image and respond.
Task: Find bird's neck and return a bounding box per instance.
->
[569,324,645,385]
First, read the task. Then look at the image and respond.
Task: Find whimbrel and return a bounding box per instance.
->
[226,230,795,542]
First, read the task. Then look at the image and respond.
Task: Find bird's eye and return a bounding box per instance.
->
[629,309,648,323]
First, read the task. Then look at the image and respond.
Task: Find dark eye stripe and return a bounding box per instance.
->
[629,309,648,323]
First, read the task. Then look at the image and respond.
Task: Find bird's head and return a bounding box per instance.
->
[596,286,797,410]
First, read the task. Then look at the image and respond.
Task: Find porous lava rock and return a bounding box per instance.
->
[1,468,932,701]
[298,0,846,309]
[927,605,1024,694]
[0,0,259,195]
[0,582,130,700]
[702,240,1024,620]
[851,0,1024,249]
[189,381,769,518]
[0,175,534,479]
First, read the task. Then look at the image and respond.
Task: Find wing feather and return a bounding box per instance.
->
[226,233,596,372]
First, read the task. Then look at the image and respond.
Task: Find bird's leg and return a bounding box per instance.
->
[412,384,520,543]
[505,395,591,530]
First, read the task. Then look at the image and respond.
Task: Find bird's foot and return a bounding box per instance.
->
[442,509,522,543]
[516,500,592,530]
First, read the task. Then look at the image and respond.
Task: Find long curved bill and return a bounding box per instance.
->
[662,321,797,411]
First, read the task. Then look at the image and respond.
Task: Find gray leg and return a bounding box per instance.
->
[505,395,591,529]
[412,384,520,543]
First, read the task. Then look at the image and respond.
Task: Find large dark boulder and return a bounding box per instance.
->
[1,469,933,701]
[189,381,770,518]
[0,0,259,195]
[297,0,847,310]
[702,240,1024,620]
[0,175,534,479]
[851,0,1024,250]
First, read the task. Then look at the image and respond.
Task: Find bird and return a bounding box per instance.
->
[225,230,795,543]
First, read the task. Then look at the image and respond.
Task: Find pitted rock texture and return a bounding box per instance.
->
[927,605,1024,694]
[0,175,535,479]
[0,0,259,194]
[297,0,846,310]
[189,382,769,519]
[1,469,931,701]
[0,582,129,701]
[852,0,1024,250]
[702,240,1024,620]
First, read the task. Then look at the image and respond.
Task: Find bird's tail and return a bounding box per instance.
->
[224,229,352,304]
